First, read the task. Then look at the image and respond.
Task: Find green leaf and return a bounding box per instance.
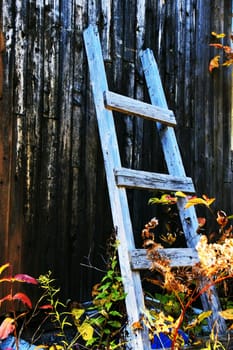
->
[111,259,118,270]
[115,276,123,282]
[107,320,122,328]
[91,316,105,326]
[104,328,111,334]
[109,310,122,317]
[105,301,112,311]
[149,194,177,205]
[86,337,97,346]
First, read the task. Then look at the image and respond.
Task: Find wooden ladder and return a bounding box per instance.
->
[83,25,225,349]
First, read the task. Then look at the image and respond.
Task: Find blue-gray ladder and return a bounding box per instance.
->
[83,25,225,349]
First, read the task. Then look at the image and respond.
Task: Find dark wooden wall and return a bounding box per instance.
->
[0,0,232,302]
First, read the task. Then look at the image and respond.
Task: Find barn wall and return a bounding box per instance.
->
[0,0,232,302]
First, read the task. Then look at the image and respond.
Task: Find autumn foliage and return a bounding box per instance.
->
[141,192,233,349]
[0,263,38,342]
[209,31,233,72]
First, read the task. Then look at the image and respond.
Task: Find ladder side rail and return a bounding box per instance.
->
[140,49,226,334]
[140,49,199,248]
[83,25,151,349]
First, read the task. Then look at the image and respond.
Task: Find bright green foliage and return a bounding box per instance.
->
[83,240,127,349]
[38,271,74,348]
[38,240,127,349]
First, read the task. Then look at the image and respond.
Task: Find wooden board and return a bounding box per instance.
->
[104,90,176,126]
[115,167,195,192]
[130,248,199,270]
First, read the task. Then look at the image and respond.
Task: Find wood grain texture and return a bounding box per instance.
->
[0,1,232,311]
[104,90,176,125]
[84,24,151,349]
[130,248,199,269]
[115,167,195,192]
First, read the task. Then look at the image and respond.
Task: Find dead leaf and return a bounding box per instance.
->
[209,55,220,72]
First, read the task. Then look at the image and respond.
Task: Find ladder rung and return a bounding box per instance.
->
[104,90,176,126]
[115,167,195,193]
[130,248,199,269]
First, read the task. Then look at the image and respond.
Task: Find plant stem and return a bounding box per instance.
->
[171,273,233,349]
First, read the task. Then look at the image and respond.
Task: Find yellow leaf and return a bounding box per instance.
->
[202,194,215,206]
[185,197,206,209]
[0,263,10,276]
[184,311,212,331]
[219,308,233,320]
[175,191,187,198]
[223,59,233,67]
[71,308,85,321]
[211,32,226,39]
[78,322,94,341]
[197,310,212,323]
[185,196,215,209]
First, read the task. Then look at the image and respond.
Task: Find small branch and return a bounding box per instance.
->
[80,262,106,273]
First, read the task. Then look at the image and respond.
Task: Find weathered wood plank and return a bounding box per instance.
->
[100,0,112,60]
[104,90,176,126]
[115,167,195,192]
[130,248,199,270]
[83,24,151,349]
[140,49,200,248]
[140,48,226,334]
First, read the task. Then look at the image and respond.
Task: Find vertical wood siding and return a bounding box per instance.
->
[0,0,232,301]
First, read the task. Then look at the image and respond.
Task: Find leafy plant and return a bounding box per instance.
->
[141,192,233,349]
[0,262,38,348]
[73,239,127,349]
[37,271,76,348]
[37,238,127,349]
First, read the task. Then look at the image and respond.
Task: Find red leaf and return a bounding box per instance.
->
[0,317,15,340]
[14,274,38,285]
[12,292,32,308]
[197,217,206,228]
[209,43,224,49]
[39,304,53,310]
[0,294,13,304]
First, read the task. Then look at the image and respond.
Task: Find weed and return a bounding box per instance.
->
[36,238,127,349]
[141,192,233,349]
